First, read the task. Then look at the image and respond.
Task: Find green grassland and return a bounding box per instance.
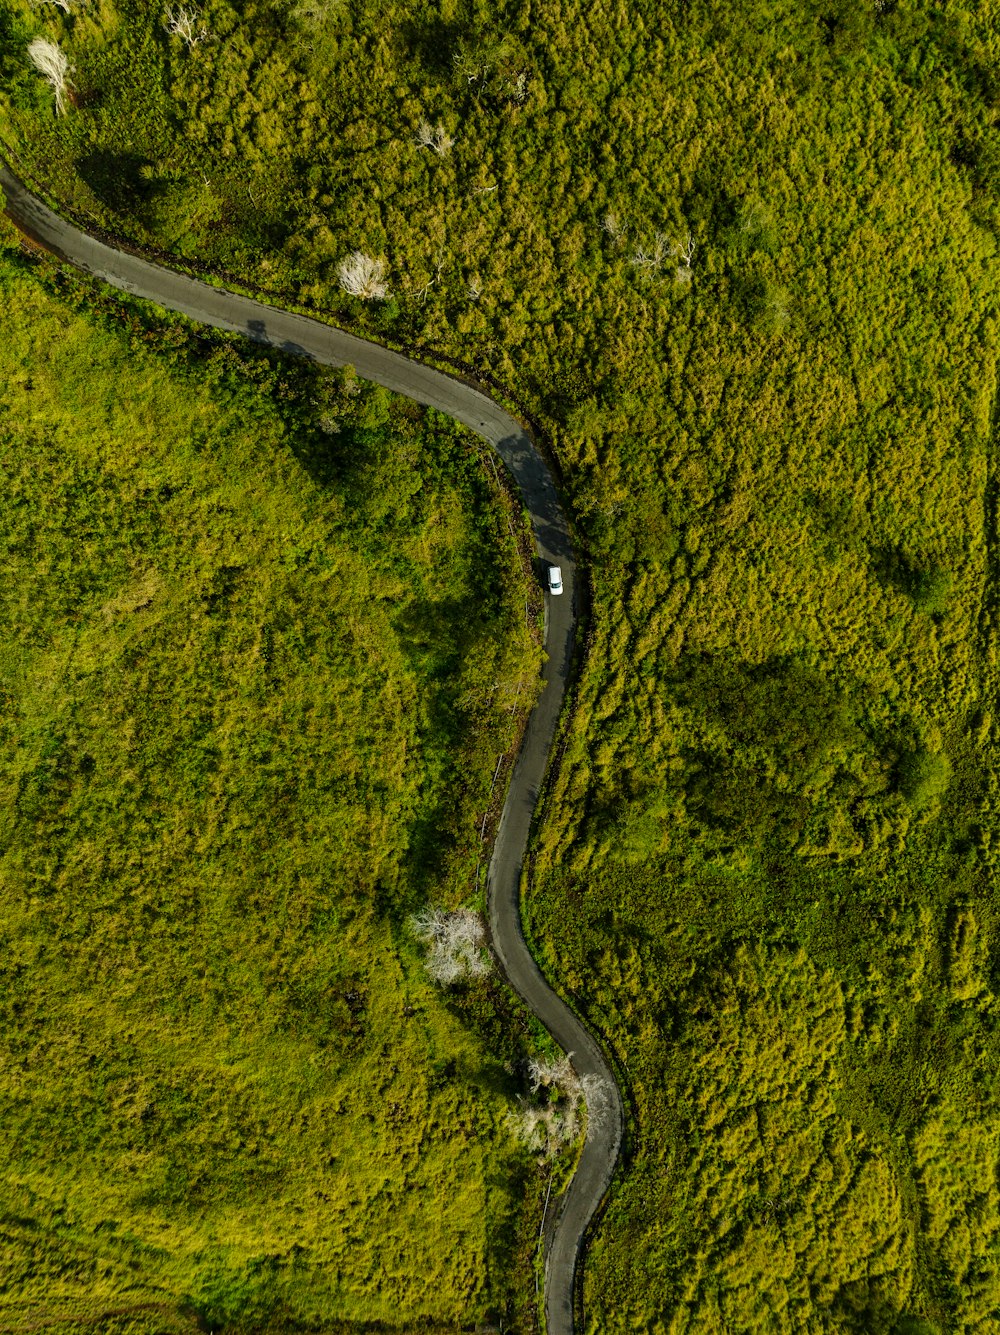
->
[6,0,1000,1330]
[0,248,544,1332]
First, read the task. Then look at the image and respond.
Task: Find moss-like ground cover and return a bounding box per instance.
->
[6,0,1000,1329]
[0,250,541,1331]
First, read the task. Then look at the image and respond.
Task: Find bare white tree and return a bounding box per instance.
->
[163,5,209,47]
[27,38,72,115]
[410,906,490,986]
[509,1086,583,1158]
[673,231,696,283]
[630,228,696,282]
[579,1073,616,1141]
[414,119,455,157]
[432,123,455,155]
[32,0,86,14]
[630,231,670,271]
[516,1052,614,1153]
[453,47,485,84]
[467,275,483,301]
[514,1053,581,1156]
[336,250,389,300]
[528,1053,579,1096]
[509,1099,568,1159]
[505,71,528,104]
[601,211,626,246]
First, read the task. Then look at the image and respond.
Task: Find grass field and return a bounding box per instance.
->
[0,246,545,1332]
[6,0,1000,1329]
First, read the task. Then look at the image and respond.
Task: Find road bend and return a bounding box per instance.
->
[1,163,624,1335]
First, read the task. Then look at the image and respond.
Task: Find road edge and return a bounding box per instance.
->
[0,161,625,1335]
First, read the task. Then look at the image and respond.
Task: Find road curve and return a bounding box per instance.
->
[1,165,623,1335]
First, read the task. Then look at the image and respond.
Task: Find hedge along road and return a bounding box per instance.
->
[0,163,624,1335]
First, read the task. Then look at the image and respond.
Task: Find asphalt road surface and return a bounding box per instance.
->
[1,163,624,1335]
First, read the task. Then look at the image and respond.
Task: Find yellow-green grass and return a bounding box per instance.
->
[7,0,1000,1327]
[0,253,539,1331]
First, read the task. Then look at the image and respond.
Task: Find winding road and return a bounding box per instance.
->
[1,165,624,1335]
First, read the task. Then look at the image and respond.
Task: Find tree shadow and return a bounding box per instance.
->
[76,149,161,219]
[393,593,499,682]
[282,423,346,489]
[394,15,466,76]
[823,1281,941,1334]
[457,1050,518,1099]
[386,596,504,904]
[872,544,952,613]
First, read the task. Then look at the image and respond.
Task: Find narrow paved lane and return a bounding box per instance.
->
[1,163,624,1335]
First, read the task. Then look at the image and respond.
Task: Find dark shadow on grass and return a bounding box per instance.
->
[822,1282,941,1335]
[394,15,466,76]
[76,150,160,219]
[872,544,952,614]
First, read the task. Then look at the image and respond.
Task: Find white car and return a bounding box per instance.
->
[547,564,564,596]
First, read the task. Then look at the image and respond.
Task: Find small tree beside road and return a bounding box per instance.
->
[410,906,490,986]
[511,1052,615,1158]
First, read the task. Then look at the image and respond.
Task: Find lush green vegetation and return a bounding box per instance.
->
[0,247,545,1331]
[7,0,1000,1330]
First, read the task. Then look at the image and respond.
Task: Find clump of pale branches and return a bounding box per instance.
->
[508,1100,568,1159]
[674,232,696,283]
[497,70,528,106]
[27,37,72,115]
[336,250,390,300]
[289,0,338,34]
[601,211,627,246]
[414,119,455,157]
[630,230,696,283]
[410,907,490,986]
[510,1053,615,1158]
[32,0,86,14]
[629,230,670,271]
[451,36,529,107]
[163,5,209,48]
